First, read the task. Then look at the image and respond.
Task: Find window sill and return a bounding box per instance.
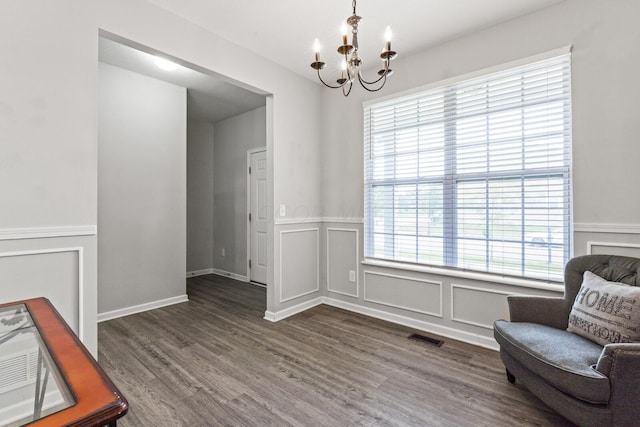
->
[361,258,564,293]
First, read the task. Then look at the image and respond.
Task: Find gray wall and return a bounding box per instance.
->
[0,1,99,353]
[322,0,640,227]
[98,62,187,314]
[187,120,214,273]
[213,106,266,277]
[1,0,324,355]
[313,0,640,349]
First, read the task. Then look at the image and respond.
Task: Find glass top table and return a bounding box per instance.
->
[0,298,128,427]
[0,304,75,426]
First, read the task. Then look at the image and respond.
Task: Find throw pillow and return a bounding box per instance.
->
[567,271,640,346]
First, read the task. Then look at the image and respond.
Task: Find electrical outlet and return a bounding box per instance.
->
[349,270,356,282]
[221,248,226,257]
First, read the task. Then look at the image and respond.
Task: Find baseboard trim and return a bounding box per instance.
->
[264,297,323,322]
[322,297,499,351]
[262,296,497,350]
[186,268,214,278]
[209,268,248,282]
[98,294,189,322]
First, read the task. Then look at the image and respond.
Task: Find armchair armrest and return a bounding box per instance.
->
[595,343,640,426]
[507,296,569,329]
[595,343,640,377]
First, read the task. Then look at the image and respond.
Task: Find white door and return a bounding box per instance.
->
[249,149,267,284]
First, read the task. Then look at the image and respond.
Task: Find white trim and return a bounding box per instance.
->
[326,228,359,298]
[0,247,84,340]
[247,147,267,283]
[450,284,529,330]
[274,217,364,225]
[279,228,320,303]
[0,226,97,241]
[186,268,214,278]
[586,241,640,255]
[97,294,189,322]
[362,258,564,292]
[263,297,323,322]
[363,271,443,317]
[364,45,572,107]
[321,217,364,224]
[262,296,499,350]
[275,217,324,225]
[187,268,253,282]
[322,297,498,351]
[209,268,248,282]
[249,281,267,288]
[575,223,640,234]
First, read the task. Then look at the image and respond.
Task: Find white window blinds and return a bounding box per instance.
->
[364,53,572,281]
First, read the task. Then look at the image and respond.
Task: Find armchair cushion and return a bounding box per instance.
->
[494,320,609,404]
[567,271,640,346]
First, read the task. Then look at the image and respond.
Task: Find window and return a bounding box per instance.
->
[364,52,572,281]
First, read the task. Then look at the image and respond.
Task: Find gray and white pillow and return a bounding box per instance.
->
[567,271,640,346]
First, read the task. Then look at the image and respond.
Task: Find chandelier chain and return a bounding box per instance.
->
[352,0,356,15]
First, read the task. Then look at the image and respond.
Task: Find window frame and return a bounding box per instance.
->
[363,47,573,282]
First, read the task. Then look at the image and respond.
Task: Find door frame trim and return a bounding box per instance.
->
[247,147,267,284]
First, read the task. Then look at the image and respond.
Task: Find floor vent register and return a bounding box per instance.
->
[408,333,444,347]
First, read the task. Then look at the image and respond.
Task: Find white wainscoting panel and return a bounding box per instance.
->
[279,228,320,303]
[451,284,527,329]
[0,247,83,339]
[363,271,442,317]
[327,228,358,298]
[587,241,640,257]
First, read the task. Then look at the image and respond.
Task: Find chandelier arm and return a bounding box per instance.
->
[357,60,390,85]
[342,81,353,97]
[357,71,388,92]
[316,69,348,89]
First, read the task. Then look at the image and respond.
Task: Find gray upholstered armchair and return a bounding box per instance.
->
[494,254,640,427]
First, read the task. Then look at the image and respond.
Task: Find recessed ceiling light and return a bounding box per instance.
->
[154,56,179,71]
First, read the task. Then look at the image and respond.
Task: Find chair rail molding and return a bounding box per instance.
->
[574,222,640,234]
[0,226,97,241]
[275,217,363,225]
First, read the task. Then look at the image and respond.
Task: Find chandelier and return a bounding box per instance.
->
[310,0,397,96]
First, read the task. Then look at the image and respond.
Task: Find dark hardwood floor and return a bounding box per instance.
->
[98,275,574,426]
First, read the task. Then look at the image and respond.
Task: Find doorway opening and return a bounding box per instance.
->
[97,32,271,319]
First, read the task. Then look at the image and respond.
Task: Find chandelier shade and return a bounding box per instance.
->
[311,0,397,96]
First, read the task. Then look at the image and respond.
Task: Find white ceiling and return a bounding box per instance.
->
[99,37,266,122]
[147,0,564,80]
[101,1,564,121]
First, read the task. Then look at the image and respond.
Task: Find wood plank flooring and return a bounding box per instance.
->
[98,275,575,426]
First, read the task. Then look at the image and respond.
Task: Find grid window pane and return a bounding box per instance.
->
[364,53,572,281]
